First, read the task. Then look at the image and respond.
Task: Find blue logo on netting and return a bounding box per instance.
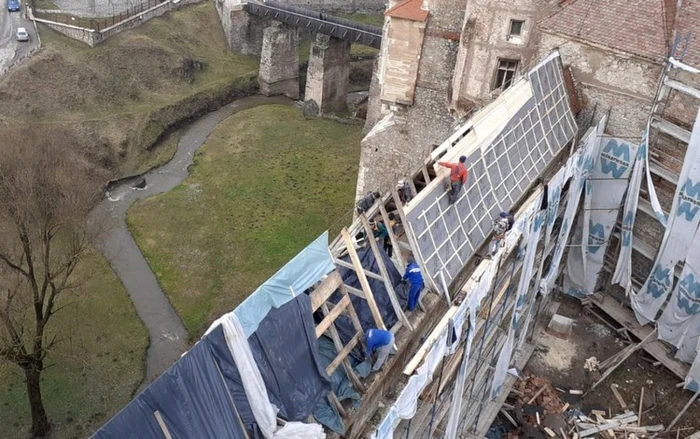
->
[548,187,561,226]
[600,139,631,178]
[648,265,672,299]
[587,221,606,254]
[621,211,634,247]
[676,179,700,221]
[677,273,700,315]
[533,212,545,233]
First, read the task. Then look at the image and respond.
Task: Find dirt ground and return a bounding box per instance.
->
[525,295,700,434]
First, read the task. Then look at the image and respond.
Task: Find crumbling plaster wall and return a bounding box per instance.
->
[357,0,463,198]
[452,0,548,111]
[538,32,662,137]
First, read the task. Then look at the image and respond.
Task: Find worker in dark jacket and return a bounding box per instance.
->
[356,191,381,214]
[438,155,469,205]
[397,179,413,204]
[402,258,424,311]
[365,328,395,371]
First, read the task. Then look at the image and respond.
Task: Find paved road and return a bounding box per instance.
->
[0,0,39,74]
[90,95,292,385]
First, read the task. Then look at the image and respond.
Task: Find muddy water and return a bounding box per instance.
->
[91,95,292,384]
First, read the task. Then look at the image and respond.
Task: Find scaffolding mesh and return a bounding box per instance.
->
[406,54,576,287]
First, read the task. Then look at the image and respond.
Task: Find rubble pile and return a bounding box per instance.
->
[514,372,567,414]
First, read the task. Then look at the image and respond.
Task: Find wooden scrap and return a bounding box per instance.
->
[611,384,628,409]
[500,409,518,428]
[590,410,606,417]
[560,402,570,413]
[665,388,700,432]
[528,386,547,404]
[543,427,556,437]
[638,387,645,427]
[560,427,568,438]
[570,389,583,395]
[536,411,541,425]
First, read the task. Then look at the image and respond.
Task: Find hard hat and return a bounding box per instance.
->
[398,179,406,188]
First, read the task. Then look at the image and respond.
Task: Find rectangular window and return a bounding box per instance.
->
[509,20,524,37]
[493,59,519,91]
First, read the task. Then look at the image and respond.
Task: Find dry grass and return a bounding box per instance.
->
[0,1,258,176]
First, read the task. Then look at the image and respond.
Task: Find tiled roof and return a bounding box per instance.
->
[674,0,700,68]
[538,0,670,63]
[385,0,428,22]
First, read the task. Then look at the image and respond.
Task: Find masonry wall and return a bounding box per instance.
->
[357,0,462,198]
[538,32,661,137]
[451,0,553,112]
[283,0,387,12]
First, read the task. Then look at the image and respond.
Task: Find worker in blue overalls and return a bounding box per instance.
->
[365,328,395,372]
[402,258,424,311]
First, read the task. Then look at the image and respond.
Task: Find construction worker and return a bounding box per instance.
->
[365,328,395,371]
[397,179,413,204]
[356,191,381,214]
[402,258,424,311]
[489,211,514,256]
[438,155,468,205]
[369,218,392,257]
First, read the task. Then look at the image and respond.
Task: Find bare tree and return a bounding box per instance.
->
[0,127,104,438]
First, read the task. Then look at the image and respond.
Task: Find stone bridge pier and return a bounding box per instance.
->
[258,22,300,99]
[304,34,351,114]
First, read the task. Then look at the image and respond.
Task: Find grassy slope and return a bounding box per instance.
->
[0,249,148,439]
[128,105,361,334]
[0,2,258,175]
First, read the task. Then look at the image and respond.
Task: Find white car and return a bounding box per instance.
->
[16,27,29,42]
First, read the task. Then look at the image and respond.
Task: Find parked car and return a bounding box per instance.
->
[16,27,29,42]
[7,0,20,12]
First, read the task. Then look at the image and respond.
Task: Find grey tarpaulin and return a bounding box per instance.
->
[92,335,249,439]
[330,246,409,357]
[95,294,330,438]
[313,336,363,433]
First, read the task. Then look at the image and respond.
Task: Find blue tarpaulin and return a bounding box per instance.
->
[235,231,335,337]
[93,337,249,439]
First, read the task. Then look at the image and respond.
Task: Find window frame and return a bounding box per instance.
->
[509,19,525,37]
[492,58,520,91]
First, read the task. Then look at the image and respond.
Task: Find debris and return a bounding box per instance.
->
[536,411,541,425]
[638,387,644,426]
[569,390,583,395]
[500,409,518,428]
[610,384,628,409]
[543,426,556,437]
[547,314,574,340]
[528,387,548,404]
[560,403,570,413]
[584,357,600,372]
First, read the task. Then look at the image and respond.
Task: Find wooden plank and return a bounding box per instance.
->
[340,228,386,330]
[360,214,413,331]
[378,202,406,270]
[316,295,351,338]
[320,302,366,393]
[326,331,362,375]
[343,283,366,299]
[328,391,347,418]
[339,284,364,334]
[652,117,691,143]
[154,411,173,439]
[333,258,385,281]
[310,270,342,311]
[590,295,689,380]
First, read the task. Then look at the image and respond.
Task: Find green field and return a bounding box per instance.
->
[0,249,148,439]
[128,105,361,334]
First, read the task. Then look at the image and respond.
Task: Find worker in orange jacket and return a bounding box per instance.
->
[438,155,468,204]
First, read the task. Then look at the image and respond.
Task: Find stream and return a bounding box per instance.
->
[91,95,292,384]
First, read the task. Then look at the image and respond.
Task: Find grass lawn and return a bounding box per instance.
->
[127,105,361,335]
[0,249,148,439]
[0,1,259,176]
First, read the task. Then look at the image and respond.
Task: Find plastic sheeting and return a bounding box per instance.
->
[565,135,638,297]
[658,230,700,359]
[219,312,325,439]
[230,232,335,337]
[93,334,249,439]
[331,246,409,354]
[632,107,700,325]
[612,134,647,294]
[541,121,602,295]
[686,348,700,391]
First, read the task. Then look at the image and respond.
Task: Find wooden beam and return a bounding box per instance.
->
[328,391,347,418]
[326,331,362,375]
[340,228,386,330]
[378,202,406,270]
[316,295,351,338]
[333,258,385,281]
[310,270,342,311]
[343,283,366,299]
[154,411,173,439]
[339,284,364,334]
[320,301,366,393]
[360,214,414,331]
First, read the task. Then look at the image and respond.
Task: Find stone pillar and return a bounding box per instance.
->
[228,8,267,56]
[304,34,351,114]
[258,22,300,99]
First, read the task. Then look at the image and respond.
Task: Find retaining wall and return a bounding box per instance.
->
[30,0,203,47]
